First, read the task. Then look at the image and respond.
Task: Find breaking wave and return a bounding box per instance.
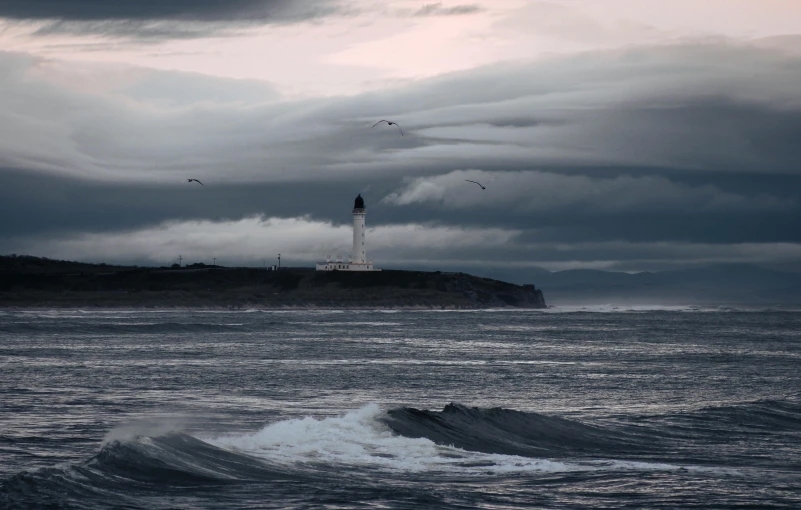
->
[7,401,788,508]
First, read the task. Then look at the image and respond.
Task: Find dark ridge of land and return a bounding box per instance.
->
[0,255,546,309]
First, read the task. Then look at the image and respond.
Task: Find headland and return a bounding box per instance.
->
[0,255,546,309]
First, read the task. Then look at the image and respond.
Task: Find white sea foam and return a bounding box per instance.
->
[207,405,738,477]
[289,321,403,327]
[538,304,709,313]
[539,304,801,313]
[208,405,568,475]
[103,417,191,444]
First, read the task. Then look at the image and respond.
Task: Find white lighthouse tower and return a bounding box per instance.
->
[316,194,380,271]
[351,194,366,264]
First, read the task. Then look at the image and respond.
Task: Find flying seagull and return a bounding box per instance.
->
[187,179,204,186]
[465,180,486,190]
[372,119,403,136]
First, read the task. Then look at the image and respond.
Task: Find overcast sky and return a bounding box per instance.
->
[1,0,801,273]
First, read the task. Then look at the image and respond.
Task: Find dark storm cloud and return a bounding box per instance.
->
[2,165,800,250]
[0,0,348,40]
[0,167,373,238]
[412,3,483,17]
[29,20,245,41]
[2,42,801,270]
[0,0,343,22]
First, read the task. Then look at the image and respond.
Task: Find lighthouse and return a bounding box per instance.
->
[316,194,381,271]
[351,194,366,264]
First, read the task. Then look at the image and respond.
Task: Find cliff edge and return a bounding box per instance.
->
[0,257,546,309]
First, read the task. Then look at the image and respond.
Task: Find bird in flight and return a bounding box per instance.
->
[372,119,403,136]
[187,178,204,186]
[465,180,486,190]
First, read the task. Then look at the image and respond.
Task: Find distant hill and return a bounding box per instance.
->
[0,255,545,309]
[450,263,801,305]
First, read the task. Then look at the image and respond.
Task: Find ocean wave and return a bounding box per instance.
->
[539,305,801,313]
[2,404,749,508]
[0,432,294,509]
[381,403,646,458]
[665,398,801,433]
[538,305,706,313]
[209,405,726,477]
[0,321,262,335]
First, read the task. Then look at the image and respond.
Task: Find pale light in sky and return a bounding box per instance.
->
[3,0,801,96]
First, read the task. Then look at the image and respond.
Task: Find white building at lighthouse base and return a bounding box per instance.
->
[316,193,381,272]
[315,259,378,271]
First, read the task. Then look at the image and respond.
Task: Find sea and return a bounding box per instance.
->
[1,306,800,509]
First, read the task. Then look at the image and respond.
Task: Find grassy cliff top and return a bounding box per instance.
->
[0,255,545,309]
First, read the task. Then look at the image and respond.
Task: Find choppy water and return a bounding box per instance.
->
[1,307,800,509]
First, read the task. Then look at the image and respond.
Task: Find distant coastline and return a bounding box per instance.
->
[0,255,546,309]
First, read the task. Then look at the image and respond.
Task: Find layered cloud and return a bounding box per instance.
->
[1,38,801,271]
[5,214,801,274]
[0,0,349,43]
[383,170,793,213]
[1,216,517,267]
[3,42,801,182]
[412,3,483,17]
[0,0,344,22]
